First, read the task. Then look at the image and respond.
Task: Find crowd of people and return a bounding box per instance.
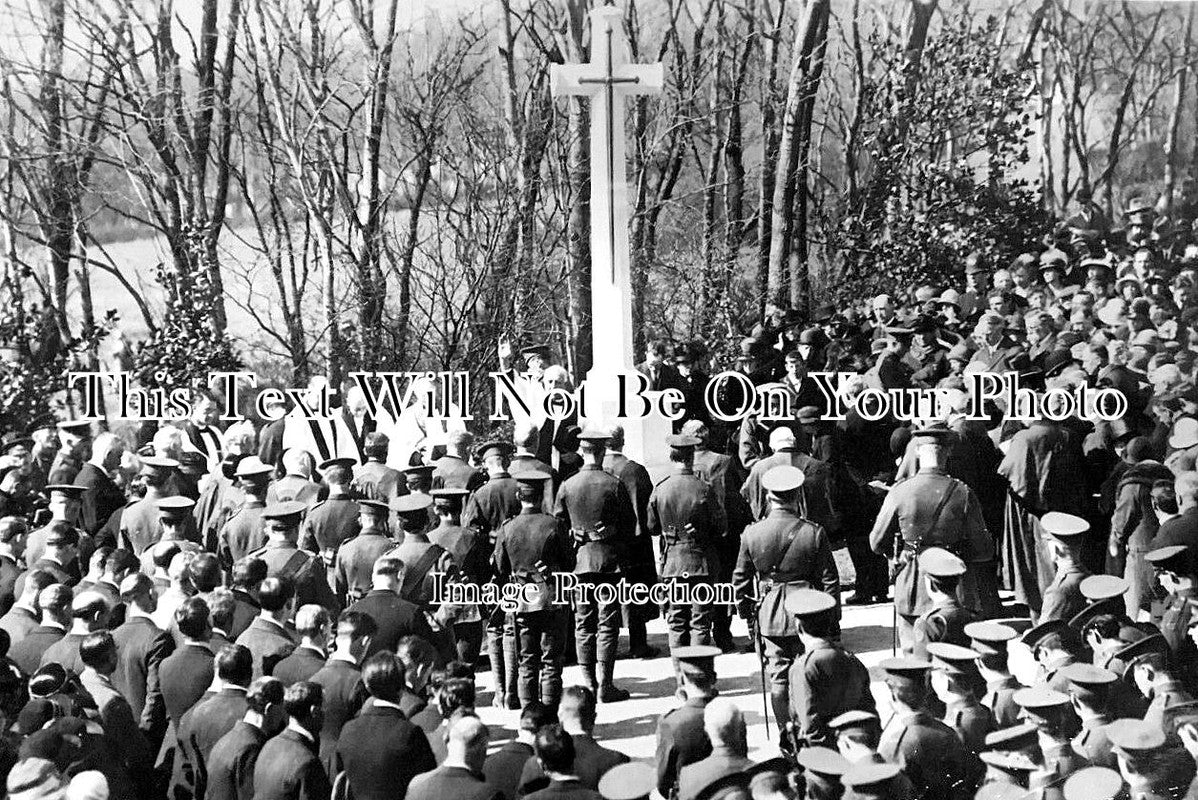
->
[3,194,1198,799]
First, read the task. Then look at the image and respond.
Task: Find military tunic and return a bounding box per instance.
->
[654,697,713,799]
[647,469,725,650]
[981,675,1022,728]
[462,473,521,540]
[218,499,266,567]
[1071,715,1116,768]
[942,698,994,754]
[1039,562,1090,626]
[352,460,406,504]
[298,496,361,567]
[912,598,976,660]
[430,455,486,492]
[248,541,340,615]
[787,639,875,749]
[334,532,395,603]
[878,711,981,800]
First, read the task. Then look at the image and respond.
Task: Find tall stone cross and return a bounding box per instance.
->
[550,5,664,377]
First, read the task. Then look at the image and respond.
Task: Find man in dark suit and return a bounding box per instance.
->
[0,517,26,614]
[206,676,286,800]
[257,396,288,471]
[308,610,374,775]
[635,339,687,395]
[0,568,52,643]
[112,573,174,745]
[74,433,127,536]
[182,390,224,472]
[39,589,109,674]
[433,431,486,491]
[346,555,434,657]
[173,644,254,800]
[484,702,556,800]
[271,605,330,685]
[228,558,266,640]
[351,432,405,504]
[234,576,297,679]
[159,597,217,743]
[9,583,71,676]
[517,687,627,793]
[335,650,436,800]
[521,725,602,800]
[78,630,156,796]
[252,681,332,800]
[407,715,502,800]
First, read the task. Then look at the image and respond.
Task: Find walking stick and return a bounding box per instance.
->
[751,612,770,738]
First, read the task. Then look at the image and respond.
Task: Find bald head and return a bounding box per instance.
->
[1178,472,1198,511]
[281,449,312,478]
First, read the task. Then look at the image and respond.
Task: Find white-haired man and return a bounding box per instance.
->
[74,432,126,536]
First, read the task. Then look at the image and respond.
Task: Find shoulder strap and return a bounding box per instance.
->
[276,549,310,583]
[925,480,959,537]
[402,545,445,596]
[759,519,812,577]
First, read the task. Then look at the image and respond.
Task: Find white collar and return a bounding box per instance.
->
[40,621,65,632]
[372,699,403,712]
[287,720,315,743]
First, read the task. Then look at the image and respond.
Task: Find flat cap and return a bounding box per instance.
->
[156,496,195,520]
[964,621,1017,655]
[1105,718,1166,753]
[795,746,850,778]
[1063,767,1125,800]
[512,470,552,486]
[1039,511,1090,538]
[357,498,390,514]
[430,488,470,501]
[1012,686,1070,711]
[392,494,434,514]
[55,419,92,434]
[476,440,513,460]
[262,500,307,523]
[784,588,837,618]
[234,456,274,479]
[319,457,356,471]
[664,434,701,449]
[139,456,180,476]
[926,642,981,674]
[43,484,86,499]
[918,547,966,578]
[761,465,805,493]
[598,763,654,800]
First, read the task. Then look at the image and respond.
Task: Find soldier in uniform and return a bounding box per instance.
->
[785,588,874,750]
[25,484,90,579]
[732,464,839,738]
[138,497,203,575]
[334,499,395,604]
[266,449,325,507]
[461,440,521,708]
[1105,719,1196,800]
[740,427,839,532]
[1061,663,1118,769]
[965,621,1022,728]
[927,642,994,753]
[868,425,993,653]
[49,419,92,484]
[647,434,725,661]
[1022,619,1081,694]
[389,494,452,607]
[432,430,486,491]
[654,645,719,800]
[298,457,361,576]
[1069,575,1133,661]
[911,548,975,659]
[118,457,180,556]
[400,464,440,533]
[876,657,982,800]
[352,432,406,504]
[428,487,486,663]
[1039,512,1094,625]
[1145,545,1198,683]
[247,501,340,615]
[603,425,659,660]
[218,456,274,568]
[493,470,572,708]
[554,428,637,702]
[1013,686,1087,786]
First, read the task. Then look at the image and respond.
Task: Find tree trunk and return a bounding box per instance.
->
[565,0,592,377]
[1164,5,1194,216]
[38,0,74,349]
[766,0,830,311]
[756,0,786,317]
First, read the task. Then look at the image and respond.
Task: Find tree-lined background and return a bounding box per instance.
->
[0,0,1194,424]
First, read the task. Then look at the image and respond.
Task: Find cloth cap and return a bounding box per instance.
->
[262,500,306,526]
[795,746,850,778]
[598,763,655,800]
[918,547,966,578]
[392,494,434,514]
[963,621,1017,655]
[768,427,796,450]
[783,588,837,618]
[761,465,804,493]
[1062,767,1125,800]
[1039,511,1090,538]
[926,642,981,674]
[234,456,274,479]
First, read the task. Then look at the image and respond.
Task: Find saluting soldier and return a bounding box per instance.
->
[869,425,993,653]
[927,642,994,753]
[217,456,274,567]
[333,499,395,604]
[248,501,340,615]
[965,621,1022,728]
[352,432,406,504]
[428,487,487,664]
[493,470,573,708]
[647,434,725,657]
[732,464,839,739]
[654,645,720,800]
[911,548,975,660]
[554,428,637,702]
[298,457,361,574]
[118,457,180,556]
[1039,512,1093,625]
[785,589,874,750]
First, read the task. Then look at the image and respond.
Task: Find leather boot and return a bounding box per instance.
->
[597,660,629,703]
[580,663,598,693]
[487,629,507,708]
